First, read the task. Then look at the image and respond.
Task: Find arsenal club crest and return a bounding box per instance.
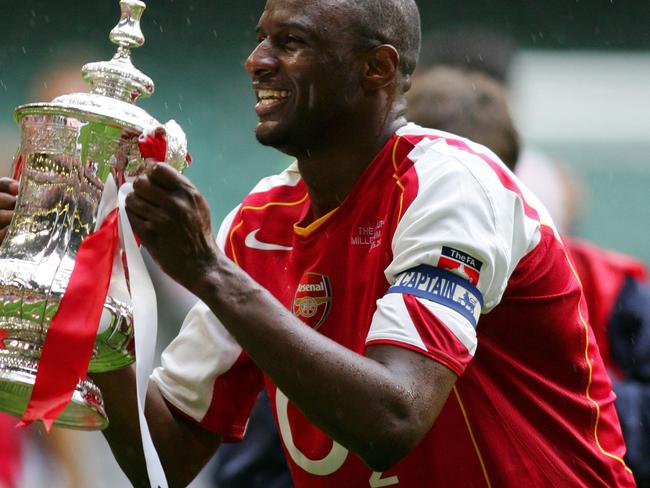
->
[292,273,332,329]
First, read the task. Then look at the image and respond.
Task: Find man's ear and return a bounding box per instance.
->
[361,44,400,91]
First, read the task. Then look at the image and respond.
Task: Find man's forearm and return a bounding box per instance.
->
[93,366,222,487]
[192,255,453,470]
[93,367,150,487]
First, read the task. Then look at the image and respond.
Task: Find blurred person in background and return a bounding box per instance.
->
[406,65,650,487]
[416,24,586,234]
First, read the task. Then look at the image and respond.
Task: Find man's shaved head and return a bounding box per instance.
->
[345,0,422,78]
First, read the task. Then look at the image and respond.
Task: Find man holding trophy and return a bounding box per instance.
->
[0,0,639,487]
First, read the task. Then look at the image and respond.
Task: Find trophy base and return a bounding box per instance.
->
[0,263,135,374]
[0,354,108,430]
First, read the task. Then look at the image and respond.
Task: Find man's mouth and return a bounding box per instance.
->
[257,89,291,104]
[255,89,291,115]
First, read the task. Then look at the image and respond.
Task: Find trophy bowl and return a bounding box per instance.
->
[0,0,189,430]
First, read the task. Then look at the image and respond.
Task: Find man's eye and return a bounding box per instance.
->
[256,35,267,44]
[284,35,304,46]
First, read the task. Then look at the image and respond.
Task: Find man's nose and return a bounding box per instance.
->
[245,40,278,78]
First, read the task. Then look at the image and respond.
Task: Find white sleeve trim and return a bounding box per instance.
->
[366,293,477,356]
[151,301,242,422]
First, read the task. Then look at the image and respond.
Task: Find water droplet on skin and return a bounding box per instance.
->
[308,83,315,110]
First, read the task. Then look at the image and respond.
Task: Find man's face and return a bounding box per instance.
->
[245,0,362,153]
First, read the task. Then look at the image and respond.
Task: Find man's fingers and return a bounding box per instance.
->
[125,193,170,224]
[125,210,153,242]
[147,163,193,192]
[132,174,169,207]
[0,178,19,196]
[0,209,13,227]
[0,193,16,211]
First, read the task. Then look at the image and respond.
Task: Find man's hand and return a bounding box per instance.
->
[0,177,19,243]
[125,164,219,294]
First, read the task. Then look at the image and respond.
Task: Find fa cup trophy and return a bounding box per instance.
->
[0,0,189,430]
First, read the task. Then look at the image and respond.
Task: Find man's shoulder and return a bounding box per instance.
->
[396,123,510,178]
[240,162,305,208]
[215,163,305,250]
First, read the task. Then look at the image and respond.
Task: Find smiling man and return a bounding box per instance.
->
[0,0,637,487]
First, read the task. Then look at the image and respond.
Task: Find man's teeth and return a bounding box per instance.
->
[258,89,290,105]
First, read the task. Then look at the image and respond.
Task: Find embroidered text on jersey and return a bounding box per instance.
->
[350,219,385,249]
[388,265,482,327]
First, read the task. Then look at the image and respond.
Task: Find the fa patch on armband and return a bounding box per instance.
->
[388,265,483,327]
[438,246,483,286]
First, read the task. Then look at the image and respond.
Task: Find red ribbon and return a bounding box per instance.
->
[138,125,191,166]
[19,127,173,430]
[11,155,23,181]
[138,127,167,161]
[19,210,119,431]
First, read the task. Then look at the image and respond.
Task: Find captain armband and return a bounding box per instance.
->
[387,265,483,328]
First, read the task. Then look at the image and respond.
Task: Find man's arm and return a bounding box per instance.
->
[125,164,457,471]
[93,367,222,488]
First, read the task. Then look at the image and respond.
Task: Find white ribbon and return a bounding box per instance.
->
[117,182,168,488]
[95,175,131,335]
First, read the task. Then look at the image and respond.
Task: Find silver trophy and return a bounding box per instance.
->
[0,0,188,430]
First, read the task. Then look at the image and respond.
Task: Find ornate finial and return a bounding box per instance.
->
[81,0,154,103]
[109,0,146,51]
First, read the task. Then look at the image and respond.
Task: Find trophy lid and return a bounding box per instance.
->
[82,0,154,103]
[14,0,160,133]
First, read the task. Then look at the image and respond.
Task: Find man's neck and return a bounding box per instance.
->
[296,116,407,218]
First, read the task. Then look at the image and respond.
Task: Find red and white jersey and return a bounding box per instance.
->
[152,124,635,487]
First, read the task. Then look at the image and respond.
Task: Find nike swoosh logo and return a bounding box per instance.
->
[244,229,293,251]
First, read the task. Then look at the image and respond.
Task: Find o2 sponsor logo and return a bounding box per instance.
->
[276,388,399,486]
